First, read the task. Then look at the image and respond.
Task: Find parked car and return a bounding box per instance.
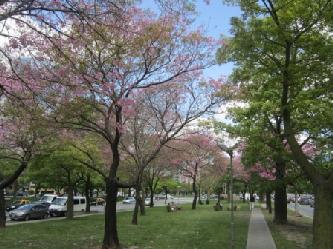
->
[155,194,174,200]
[90,197,105,206]
[49,196,86,217]
[309,199,315,208]
[6,199,30,211]
[16,191,28,197]
[287,194,296,203]
[39,194,58,204]
[298,196,312,205]
[145,198,152,206]
[122,197,136,204]
[33,201,51,209]
[9,204,49,221]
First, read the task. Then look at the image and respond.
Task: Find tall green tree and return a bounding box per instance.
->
[218,1,333,248]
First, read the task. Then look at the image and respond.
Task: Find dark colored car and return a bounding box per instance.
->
[9,204,49,221]
[33,201,51,209]
[298,196,312,205]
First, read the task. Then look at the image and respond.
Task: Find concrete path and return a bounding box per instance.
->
[246,208,277,249]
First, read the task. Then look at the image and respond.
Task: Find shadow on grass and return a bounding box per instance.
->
[262,208,313,249]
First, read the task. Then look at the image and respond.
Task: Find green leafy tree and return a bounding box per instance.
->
[218,1,333,248]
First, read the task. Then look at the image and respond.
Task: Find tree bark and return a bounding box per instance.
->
[102,106,122,249]
[102,178,120,249]
[139,191,145,216]
[266,191,272,214]
[66,185,74,219]
[85,174,91,213]
[192,176,197,210]
[149,185,154,208]
[313,184,333,249]
[131,184,143,225]
[131,198,139,225]
[274,161,287,224]
[0,188,6,228]
[217,191,221,205]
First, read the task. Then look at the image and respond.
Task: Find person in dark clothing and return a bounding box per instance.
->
[250,195,255,210]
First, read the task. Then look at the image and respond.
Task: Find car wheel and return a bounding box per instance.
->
[24,215,30,221]
[43,213,48,219]
[63,212,66,217]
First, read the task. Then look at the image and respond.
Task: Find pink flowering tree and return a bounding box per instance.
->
[170,134,216,210]
[121,80,222,224]
[2,2,219,248]
[0,0,112,98]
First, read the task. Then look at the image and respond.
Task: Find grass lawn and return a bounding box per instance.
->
[0,202,250,249]
[263,208,313,249]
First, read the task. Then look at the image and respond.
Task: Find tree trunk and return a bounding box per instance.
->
[139,191,145,216]
[66,185,74,219]
[266,191,272,214]
[227,183,230,202]
[198,186,202,204]
[131,199,139,225]
[192,177,197,210]
[217,191,221,205]
[259,192,264,203]
[131,184,141,225]
[241,191,246,203]
[85,174,91,213]
[0,188,6,228]
[127,187,131,197]
[312,184,333,249]
[149,185,154,208]
[131,180,145,225]
[274,161,287,224]
[102,178,120,249]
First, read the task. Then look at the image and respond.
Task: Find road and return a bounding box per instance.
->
[6,197,193,226]
[287,203,314,219]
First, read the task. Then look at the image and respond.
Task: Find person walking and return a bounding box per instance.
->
[250,195,255,210]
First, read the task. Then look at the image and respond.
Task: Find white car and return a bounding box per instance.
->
[40,194,58,203]
[122,197,136,204]
[155,194,174,200]
[49,196,86,216]
[145,198,152,206]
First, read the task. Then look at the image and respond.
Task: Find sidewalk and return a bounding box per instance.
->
[246,208,277,249]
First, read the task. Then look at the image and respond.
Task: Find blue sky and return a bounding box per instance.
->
[140,1,242,78]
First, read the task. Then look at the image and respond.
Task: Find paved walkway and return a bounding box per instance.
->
[246,208,277,249]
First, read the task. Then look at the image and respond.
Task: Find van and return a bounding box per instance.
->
[49,196,86,216]
[40,194,58,203]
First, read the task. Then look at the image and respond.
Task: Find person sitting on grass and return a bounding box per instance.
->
[214,202,223,211]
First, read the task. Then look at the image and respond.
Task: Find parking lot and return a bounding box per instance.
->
[5,197,193,226]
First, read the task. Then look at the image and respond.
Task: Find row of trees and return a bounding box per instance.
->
[217,1,333,249]
[0,1,227,249]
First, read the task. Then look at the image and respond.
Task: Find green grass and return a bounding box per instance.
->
[262,209,313,249]
[0,202,250,249]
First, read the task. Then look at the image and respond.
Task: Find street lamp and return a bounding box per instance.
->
[217,141,238,249]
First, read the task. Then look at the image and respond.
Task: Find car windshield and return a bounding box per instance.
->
[16,204,32,210]
[40,196,55,202]
[52,198,67,205]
